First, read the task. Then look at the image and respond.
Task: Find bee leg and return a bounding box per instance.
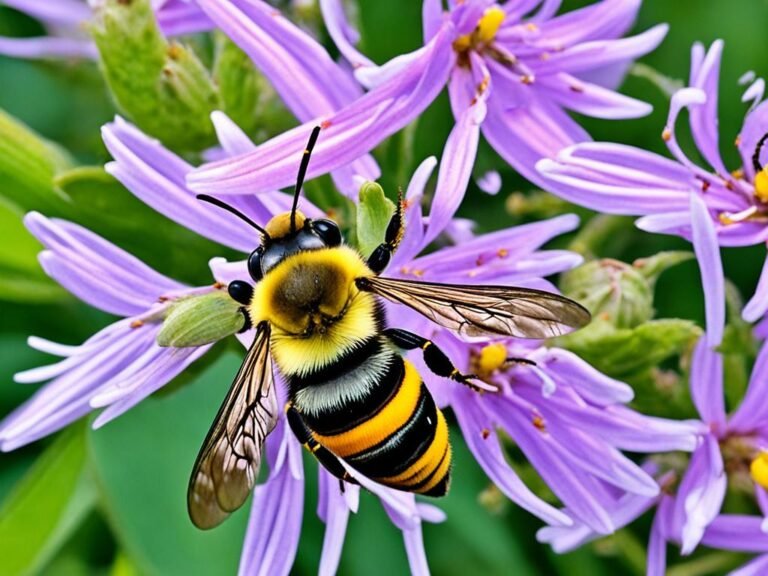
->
[366,193,405,274]
[228,280,253,305]
[285,403,358,485]
[383,328,493,393]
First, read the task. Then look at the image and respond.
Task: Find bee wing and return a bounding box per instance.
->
[188,321,279,529]
[357,276,590,339]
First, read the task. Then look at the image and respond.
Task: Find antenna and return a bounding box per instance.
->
[196,194,270,238]
[753,132,768,173]
[290,125,322,233]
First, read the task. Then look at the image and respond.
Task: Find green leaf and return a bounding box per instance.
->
[557,317,701,381]
[91,0,219,151]
[157,290,244,348]
[88,352,249,576]
[356,181,395,257]
[0,423,96,576]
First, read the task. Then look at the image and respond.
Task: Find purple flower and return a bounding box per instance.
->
[537,40,768,346]
[188,0,665,215]
[0,212,215,450]
[538,322,768,574]
[0,0,212,59]
[193,0,379,196]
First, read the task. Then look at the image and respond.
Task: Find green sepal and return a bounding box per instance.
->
[157,290,244,348]
[633,251,695,289]
[356,181,395,257]
[557,317,701,378]
[91,0,219,151]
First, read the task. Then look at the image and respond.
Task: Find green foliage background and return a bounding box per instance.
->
[0,1,765,574]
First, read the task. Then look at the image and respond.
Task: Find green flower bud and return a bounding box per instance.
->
[356,181,395,257]
[91,0,219,151]
[560,259,653,329]
[157,291,244,348]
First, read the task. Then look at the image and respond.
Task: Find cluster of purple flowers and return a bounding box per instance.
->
[3,0,768,574]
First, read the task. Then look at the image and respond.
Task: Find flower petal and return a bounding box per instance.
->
[690,192,725,346]
[701,515,768,553]
[738,101,768,182]
[317,468,356,576]
[728,340,768,433]
[318,0,375,69]
[188,25,455,196]
[0,36,98,59]
[744,252,768,323]
[690,335,726,428]
[534,0,640,46]
[688,40,728,176]
[537,72,651,119]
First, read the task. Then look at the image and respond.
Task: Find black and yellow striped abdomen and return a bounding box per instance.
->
[291,339,451,497]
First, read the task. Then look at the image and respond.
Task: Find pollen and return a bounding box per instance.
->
[481,428,490,439]
[754,170,768,203]
[497,248,508,258]
[320,120,332,129]
[130,320,144,329]
[662,128,672,142]
[213,281,226,290]
[532,414,546,431]
[478,343,508,375]
[476,7,506,44]
[750,451,768,490]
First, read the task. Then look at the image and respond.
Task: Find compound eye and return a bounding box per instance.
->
[311,219,341,246]
[248,248,264,281]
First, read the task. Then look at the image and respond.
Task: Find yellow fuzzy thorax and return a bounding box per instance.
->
[249,246,377,377]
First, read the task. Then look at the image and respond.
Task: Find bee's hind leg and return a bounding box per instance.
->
[383,328,496,393]
[366,193,405,274]
[285,403,358,485]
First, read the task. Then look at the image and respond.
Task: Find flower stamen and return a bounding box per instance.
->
[453,7,506,62]
[750,451,768,490]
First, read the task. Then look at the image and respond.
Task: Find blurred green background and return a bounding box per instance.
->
[0,1,766,574]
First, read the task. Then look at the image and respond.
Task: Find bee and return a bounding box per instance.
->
[187,126,591,529]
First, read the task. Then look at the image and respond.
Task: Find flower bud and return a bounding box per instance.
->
[157,291,245,348]
[90,0,219,151]
[356,181,395,257]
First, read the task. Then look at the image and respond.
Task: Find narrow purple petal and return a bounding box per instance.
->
[690,336,727,429]
[25,212,184,314]
[690,192,725,346]
[2,0,90,26]
[424,67,487,244]
[156,0,214,36]
[533,25,668,76]
[728,341,768,433]
[701,515,768,553]
[476,171,501,195]
[403,526,430,576]
[210,111,257,156]
[487,395,615,533]
[688,40,728,176]
[239,429,304,576]
[676,434,726,554]
[389,156,436,269]
[103,118,278,252]
[636,211,691,234]
[744,252,768,323]
[422,0,444,42]
[539,348,633,405]
[534,0,640,46]
[188,25,455,196]
[663,88,714,182]
[647,498,672,576]
[318,0,374,69]
[317,468,355,576]
[485,94,590,188]
[0,36,98,59]
[453,392,573,526]
[536,73,651,119]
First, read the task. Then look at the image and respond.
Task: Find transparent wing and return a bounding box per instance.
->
[187,321,278,529]
[357,276,590,339]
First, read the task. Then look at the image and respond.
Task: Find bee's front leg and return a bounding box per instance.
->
[285,403,358,485]
[366,194,405,274]
[384,328,499,393]
[228,280,253,332]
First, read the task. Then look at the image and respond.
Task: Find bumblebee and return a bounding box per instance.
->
[187,127,591,529]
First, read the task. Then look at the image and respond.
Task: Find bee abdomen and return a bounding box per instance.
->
[311,359,452,497]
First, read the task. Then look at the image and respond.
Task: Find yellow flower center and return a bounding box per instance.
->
[477,342,508,376]
[750,451,768,489]
[453,7,505,54]
[755,169,768,203]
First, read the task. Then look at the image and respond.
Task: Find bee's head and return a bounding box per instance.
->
[248,210,341,281]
